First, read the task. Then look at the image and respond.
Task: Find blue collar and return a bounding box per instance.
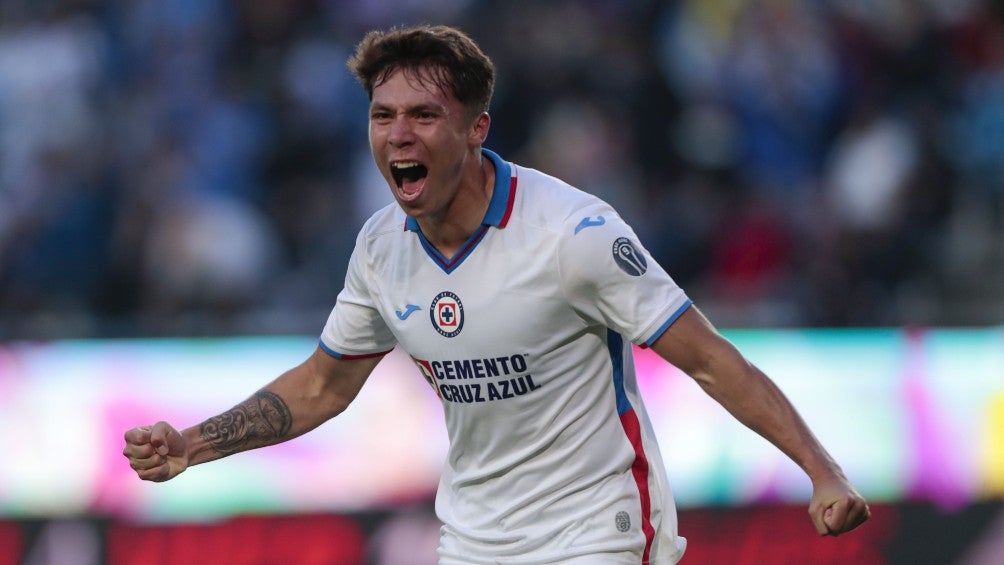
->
[404,148,513,231]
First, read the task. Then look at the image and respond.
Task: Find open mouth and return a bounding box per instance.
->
[391,161,429,197]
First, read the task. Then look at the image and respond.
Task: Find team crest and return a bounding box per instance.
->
[430,291,464,337]
[612,237,647,276]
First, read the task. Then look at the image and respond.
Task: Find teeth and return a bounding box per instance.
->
[392,161,422,169]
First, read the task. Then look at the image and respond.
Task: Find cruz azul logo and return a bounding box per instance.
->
[430,291,464,337]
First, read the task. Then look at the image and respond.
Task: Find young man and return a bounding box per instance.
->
[123,25,869,564]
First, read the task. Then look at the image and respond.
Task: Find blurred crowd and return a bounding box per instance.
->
[1,0,1002,339]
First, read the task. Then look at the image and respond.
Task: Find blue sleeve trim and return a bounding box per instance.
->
[318,340,391,361]
[643,299,693,347]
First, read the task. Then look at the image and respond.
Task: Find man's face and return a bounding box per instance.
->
[368,67,484,220]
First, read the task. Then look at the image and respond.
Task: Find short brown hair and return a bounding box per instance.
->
[347,25,495,115]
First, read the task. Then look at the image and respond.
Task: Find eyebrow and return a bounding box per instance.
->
[370,102,448,115]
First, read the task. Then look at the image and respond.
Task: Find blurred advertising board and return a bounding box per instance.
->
[0,328,1001,522]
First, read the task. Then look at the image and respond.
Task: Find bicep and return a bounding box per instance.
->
[310,345,383,396]
[649,306,747,388]
[267,346,384,420]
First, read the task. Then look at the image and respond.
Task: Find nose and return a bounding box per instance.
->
[388,115,414,148]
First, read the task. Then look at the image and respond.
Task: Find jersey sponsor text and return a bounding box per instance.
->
[412,354,541,404]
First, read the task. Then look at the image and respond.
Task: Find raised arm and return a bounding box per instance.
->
[123,346,383,482]
[650,306,870,536]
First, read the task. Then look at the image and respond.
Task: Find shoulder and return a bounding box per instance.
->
[348,202,411,265]
[509,163,616,234]
[355,202,407,243]
[514,165,649,280]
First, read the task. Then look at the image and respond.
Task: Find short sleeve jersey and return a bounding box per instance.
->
[321,149,691,564]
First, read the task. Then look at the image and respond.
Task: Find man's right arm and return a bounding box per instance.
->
[123,346,384,482]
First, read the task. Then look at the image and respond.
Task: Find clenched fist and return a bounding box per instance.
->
[122,421,189,482]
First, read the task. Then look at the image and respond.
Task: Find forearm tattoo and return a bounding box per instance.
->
[200,390,293,455]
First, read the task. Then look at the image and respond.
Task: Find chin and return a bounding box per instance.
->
[394,196,425,216]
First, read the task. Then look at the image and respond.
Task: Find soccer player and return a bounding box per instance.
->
[123,25,869,564]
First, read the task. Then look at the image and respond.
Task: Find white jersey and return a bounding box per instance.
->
[321,149,691,564]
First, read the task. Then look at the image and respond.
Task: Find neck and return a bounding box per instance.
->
[418,153,495,258]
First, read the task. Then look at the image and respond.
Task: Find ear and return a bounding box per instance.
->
[469,111,491,146]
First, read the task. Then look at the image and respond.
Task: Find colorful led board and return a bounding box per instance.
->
[0,328,1000,521]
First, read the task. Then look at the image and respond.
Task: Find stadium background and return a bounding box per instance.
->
[1,0,1002,563]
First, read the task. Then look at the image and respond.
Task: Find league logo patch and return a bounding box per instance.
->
[612,237,647,276]
[430,291,464,338]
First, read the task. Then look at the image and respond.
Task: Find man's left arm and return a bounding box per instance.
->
[649,305,870,536]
